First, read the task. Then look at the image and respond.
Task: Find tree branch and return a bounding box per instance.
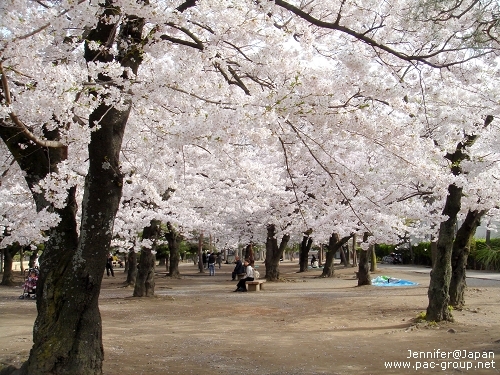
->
[0,63,65,148]
[279,136,308,226]
[274,0,493,68]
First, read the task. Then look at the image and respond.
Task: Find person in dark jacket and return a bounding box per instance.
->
[231,256,245,281]
[234,259,254,292]
[208,252,216,276]
[106,253,115,277]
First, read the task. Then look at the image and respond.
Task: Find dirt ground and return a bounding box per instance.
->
[1,261,500,375]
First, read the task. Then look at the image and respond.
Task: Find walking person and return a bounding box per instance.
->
[208,252,216,276]
[234,259,254,292]
[216,252,222,269]
[106,253,115,277]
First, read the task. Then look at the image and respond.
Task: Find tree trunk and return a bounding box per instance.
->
[449,209,485,309]
[22,100,127,374]
[126,249,138,287]
[356,233,371,286]
[339,244,348,267]
[430,238,438,269]
[351,234,357,266]
[198,232,204,273]
[427,116,492,321]
[409,239,415,264]
[298,234,313,272]
[19,247,24,274]
[264,224,290,281]
[244,244,254,266]
[321,233,352,278]
[0,5,144,374]
[370,245,377,272]
[134,220,160,297]
[166,222,182,278]
[0,244,19,286]
[427,184,462,322]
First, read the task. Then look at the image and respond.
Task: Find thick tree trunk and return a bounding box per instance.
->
[357,247,372,285]
[427,116,492,321]
[427,184,462,322]
[449,209,485,309]
[0,4,144,374]
[134,220,160,297]
[24,96,128,374]
[1,244,19,286]
[321,233,352,278]
[298,234,313,272]
[20,99,127,373]
[126,249,138,286]
[166,222,182,278]
[356,233,371,286]
[133,247,155,297]
[322,248,336,278]
[264,224,290,281]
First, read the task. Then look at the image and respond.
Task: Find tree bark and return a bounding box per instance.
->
[427,116,492,321]
[339,244,348,267]
[356,233,372,286]
[370,245,377,272]
[298,234,313,272]
[449,209,485,309]
[351,234,357,266]
[126,249,138,287]
[0,244,20,286]
[321,233,352,277]
[198,232,204,273]
[426,184,462,322]
[166,222,182,278]
[134,220,160,297]
[264,224,290,281]
[244,244,255,266]
[21,95,128,374]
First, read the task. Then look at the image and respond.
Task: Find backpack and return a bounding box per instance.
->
[254,269,260,279]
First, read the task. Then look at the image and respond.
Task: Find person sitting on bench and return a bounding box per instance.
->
[234,259,254,292]
[231,256,245,281]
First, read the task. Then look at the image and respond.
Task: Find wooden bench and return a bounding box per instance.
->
[246,279,266,292]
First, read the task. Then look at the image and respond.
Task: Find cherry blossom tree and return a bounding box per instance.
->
[1,1,500,374]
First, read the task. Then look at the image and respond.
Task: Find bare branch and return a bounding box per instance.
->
[160,23,204,50]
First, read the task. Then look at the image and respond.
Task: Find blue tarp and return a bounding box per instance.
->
[371,275,419,287]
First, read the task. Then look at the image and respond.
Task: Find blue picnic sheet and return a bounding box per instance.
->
[371,275,419,287]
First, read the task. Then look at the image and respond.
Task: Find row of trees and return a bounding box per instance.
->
[1,0,500,374]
